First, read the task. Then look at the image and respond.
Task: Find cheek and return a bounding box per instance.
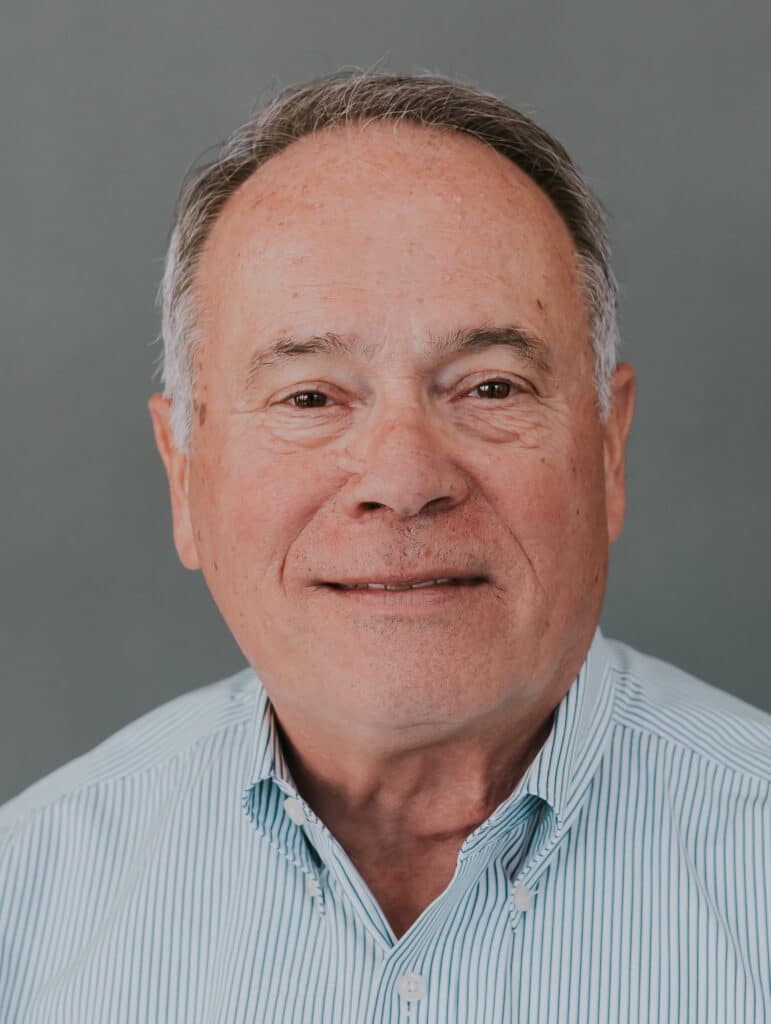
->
[194,447,326,577]
[493,444,607,560]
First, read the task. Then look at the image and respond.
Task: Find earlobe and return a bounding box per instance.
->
[603,363,636,544]
[147,393,201,570]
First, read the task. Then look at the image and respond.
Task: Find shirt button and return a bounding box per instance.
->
[512,883,533,912]
[396,972,427,1002]
[283,797,308,826]
[305,876,322,899]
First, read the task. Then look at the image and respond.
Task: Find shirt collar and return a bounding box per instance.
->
[515,626,615,830]
[243,626,616,833]
[243,682,296,792]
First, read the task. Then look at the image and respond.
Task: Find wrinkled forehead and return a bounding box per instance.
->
[194,120,590,374]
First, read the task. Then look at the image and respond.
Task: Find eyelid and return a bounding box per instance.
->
[278,372,528,396]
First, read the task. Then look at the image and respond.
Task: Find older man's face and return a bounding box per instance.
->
[151,121,634,732]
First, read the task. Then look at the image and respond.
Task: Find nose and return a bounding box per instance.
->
[340,403,469,520]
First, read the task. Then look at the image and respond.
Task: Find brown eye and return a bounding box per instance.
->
[473,380,516,399]
[288,391,330,408]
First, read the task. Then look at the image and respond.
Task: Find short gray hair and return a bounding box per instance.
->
[158,70,620,454]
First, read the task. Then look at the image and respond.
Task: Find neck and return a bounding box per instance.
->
[274,700,557,849]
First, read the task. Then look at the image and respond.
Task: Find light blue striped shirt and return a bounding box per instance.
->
[1,629,769,1022]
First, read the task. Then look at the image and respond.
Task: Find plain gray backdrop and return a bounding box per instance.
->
[2,0,769,804]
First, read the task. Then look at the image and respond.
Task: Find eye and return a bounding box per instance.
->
[283,390,333,409]
[279,379,525,411]
[469,379,523,400]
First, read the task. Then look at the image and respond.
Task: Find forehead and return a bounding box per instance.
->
[195,120,589,369]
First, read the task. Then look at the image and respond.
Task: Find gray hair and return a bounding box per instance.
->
[158,70,620,454]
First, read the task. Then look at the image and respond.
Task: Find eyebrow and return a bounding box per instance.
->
[244,323,554,391]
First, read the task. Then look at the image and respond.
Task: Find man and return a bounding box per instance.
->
[0,71,768,1023]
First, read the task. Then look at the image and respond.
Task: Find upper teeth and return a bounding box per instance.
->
[342,577,455,591]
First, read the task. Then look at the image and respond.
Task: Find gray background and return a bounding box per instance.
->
[2,0,769,805]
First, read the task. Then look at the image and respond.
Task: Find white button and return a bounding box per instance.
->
[283,797,308,826]
[512,883,533,912]
[396,972,427,1002]
[305,876,321,899]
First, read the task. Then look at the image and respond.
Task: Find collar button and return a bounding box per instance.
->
[283,797,308,826]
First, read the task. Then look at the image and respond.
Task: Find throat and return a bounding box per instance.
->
[346,839,461,939]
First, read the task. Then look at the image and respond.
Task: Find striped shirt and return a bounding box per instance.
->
[0,629,769,1022]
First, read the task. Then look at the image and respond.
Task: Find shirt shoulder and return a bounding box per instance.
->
[0,665,261,842]
[604,636,771,783]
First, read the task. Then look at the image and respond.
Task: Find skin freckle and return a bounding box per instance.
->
[199,402,207,426]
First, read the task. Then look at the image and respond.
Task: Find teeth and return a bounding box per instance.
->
[344,577,455,591]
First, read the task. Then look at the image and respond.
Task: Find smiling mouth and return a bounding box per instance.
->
[324,577,487,592]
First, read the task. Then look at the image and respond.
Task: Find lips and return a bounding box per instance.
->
[324,574,487,591]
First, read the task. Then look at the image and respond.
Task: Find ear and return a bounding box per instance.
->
[602,362,636,544]
[148,394,201,570]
